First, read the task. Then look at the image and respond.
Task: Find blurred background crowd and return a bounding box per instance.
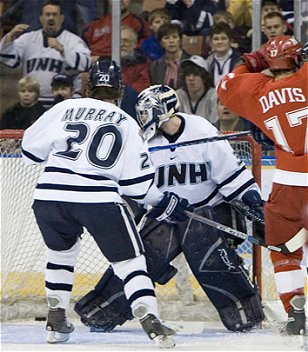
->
[0,0,307,153]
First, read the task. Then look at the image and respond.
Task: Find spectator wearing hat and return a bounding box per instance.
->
[1,76,45,129]
[176,55,217,124]
[51,73,74,105]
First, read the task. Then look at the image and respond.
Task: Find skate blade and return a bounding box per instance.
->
[47,331,71,344]
[153,335,175,349]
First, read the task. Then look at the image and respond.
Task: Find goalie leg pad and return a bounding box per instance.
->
[176,205,264,331]
[74,219,182,331]
[74,267,133,331]
[218,293,264,332]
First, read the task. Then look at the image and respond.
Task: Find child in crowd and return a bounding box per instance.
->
[140,8,171,61]
[51,73,74,105]
[213,10,252,55]
[0,76,45,129]
[205,23,241,87]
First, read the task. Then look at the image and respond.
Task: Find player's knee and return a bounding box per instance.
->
[111,255,147,280]
[43,232,79,251]
[46,238,81,266]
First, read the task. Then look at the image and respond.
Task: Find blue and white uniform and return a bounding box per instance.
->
[148,113,259,207]
[21,97,164,317]
[0,29,91,108]
[22,97,162,205]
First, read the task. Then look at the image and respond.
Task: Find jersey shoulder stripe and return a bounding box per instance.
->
[36,183,118,193]
[192,188,220,208]
[119,173,155,186]
[21,148,45,163]
[217,165,247,188]
[223,178,256,202]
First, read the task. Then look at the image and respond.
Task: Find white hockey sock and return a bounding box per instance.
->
[112,255,159,317]
[45,239,80,310]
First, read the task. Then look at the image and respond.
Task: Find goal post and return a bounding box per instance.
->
[0,129,277,321]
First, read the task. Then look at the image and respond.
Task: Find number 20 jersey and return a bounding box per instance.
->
[21,98,156,204]
[217,62,308,187]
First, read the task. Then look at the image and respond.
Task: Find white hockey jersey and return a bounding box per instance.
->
[148,113,259,207]
[0,29,91,107]
[21,98,162,205]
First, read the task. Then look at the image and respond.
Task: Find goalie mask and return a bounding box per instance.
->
[136,85,179,141]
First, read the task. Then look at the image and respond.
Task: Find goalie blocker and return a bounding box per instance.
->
[74,204,264,332]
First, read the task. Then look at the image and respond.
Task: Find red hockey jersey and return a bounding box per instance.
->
[217,63,308,187]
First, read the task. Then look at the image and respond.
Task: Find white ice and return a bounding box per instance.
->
[1,319,306,352]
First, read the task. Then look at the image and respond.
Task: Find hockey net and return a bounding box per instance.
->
[0,130,278,321]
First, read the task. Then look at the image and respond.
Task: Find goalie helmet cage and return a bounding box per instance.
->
[0,129,278,322]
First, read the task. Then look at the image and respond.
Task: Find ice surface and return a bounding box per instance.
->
[1,319,306,352]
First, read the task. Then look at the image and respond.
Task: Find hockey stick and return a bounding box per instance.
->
[148,131,251,152]
[186,211,307,253]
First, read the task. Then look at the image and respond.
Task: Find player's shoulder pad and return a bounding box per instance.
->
[218,73,236,91]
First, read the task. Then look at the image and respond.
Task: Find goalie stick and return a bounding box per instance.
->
[148,131,251,152]
[185,211,306,254]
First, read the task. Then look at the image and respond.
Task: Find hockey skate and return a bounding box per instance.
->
[280,295,306,336]
[46,308,74,343]
[140,314,176,348]
[134,306,175,348]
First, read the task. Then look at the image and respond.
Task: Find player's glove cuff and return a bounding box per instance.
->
[241,190,264,223]
[147,192,193,223]
[241,49,268,73]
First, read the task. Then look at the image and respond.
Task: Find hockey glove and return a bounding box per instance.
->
[147,192,192,223]
[241,190,264,223]
[231,190,265,243]
[241,49,268,73]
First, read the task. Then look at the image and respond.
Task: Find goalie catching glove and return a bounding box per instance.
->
[147,191,193,223]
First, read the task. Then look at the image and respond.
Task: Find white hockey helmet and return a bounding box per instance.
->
[136,84,179,141]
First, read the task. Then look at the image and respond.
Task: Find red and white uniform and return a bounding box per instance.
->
[217,63,308,313]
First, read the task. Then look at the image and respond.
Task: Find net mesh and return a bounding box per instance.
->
[0,133,277,320]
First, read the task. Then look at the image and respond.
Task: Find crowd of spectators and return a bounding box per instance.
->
[0,0,303,138]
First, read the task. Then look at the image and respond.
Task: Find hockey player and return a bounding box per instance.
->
[21,60,193,348]
[217,36,307,335]
[0,0,91,109]
[74,84,265,333]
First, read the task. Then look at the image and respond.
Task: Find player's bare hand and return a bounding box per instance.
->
[6,24,29,42]
[47,37,64,54]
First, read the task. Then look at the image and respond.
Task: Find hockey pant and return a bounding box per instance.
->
[74,203,264,332]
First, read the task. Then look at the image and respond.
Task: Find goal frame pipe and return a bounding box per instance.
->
[0,129,25,139]
[232,134,263,294]
[0,129,264,297]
